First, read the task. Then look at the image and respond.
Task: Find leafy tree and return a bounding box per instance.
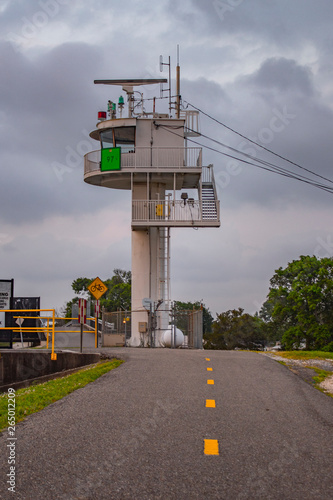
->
[103,282,131,311]
[259,299,284,343]
[102,269,131,311]
[205,308,265,350]
[111,268,131,285]
[71,277,92,295]
[265,255,333,350]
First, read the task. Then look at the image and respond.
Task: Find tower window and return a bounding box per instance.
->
[100,127,135,153]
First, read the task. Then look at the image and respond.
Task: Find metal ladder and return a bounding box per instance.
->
[158,226,170,314]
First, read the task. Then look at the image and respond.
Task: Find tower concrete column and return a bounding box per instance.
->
[130,228,150,346]
[130,182,170,346]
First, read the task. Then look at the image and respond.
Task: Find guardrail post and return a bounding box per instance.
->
[51,309,57,360]
[95,316,98,349]
[102,306,105,347]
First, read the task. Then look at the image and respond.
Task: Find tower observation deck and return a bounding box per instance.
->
[84,70,220,347]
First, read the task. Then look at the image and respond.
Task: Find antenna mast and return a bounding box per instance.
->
[159,55,172,115]
[176,45,181,119]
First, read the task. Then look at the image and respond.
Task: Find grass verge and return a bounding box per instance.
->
[307,367,333,398]
[272,351,333,361]
[312,367,333,385]
[312,367,331,383]
[267,351,333,397]
[0,359,123,432]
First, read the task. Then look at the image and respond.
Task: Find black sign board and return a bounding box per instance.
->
[0,279,14,347]
[8,297,42,344]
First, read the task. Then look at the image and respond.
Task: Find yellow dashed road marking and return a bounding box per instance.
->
[207,379,214,385]
[207,367,213,371]
[205,358,210,361]
[206,399,216,408]
[204,439,219,455]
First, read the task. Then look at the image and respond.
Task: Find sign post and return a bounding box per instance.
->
[16,317,24,348]
[88,278,108,349]
[95,300,100,348]
[78,298,87,353]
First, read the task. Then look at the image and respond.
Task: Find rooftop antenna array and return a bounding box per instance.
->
[94,79,168,118]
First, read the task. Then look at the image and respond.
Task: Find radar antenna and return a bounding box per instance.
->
[94,79,167,118]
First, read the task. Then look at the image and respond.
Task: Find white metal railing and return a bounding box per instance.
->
[202,165,213,183]
[84,150,100,175]
[132,199,220,223]
[84,147,202,175]
[180,110,200,136]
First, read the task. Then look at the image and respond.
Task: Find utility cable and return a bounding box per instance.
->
[184,126,332,189]
[184,101,333,186]
[157,124,333,194]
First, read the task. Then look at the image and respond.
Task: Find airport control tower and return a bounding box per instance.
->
[84,57,220,347]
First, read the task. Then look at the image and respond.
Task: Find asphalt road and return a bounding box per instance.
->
[0,349,332,500]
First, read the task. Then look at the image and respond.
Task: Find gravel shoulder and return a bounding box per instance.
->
[262,352,333,396]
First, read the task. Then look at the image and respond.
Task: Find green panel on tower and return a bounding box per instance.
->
[101,147,121,171]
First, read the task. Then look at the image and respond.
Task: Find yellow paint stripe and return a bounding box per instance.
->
[206,399,216,408]
[207,367,213,371]
[207,379,214,385]
[205,358,210,361]
[204,439,219,455]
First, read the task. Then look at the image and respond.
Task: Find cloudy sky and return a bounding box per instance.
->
[1,0,333,318]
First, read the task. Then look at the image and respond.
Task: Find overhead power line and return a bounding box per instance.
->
[157,124,333,195]
[185,127,333,191]
[183,101,333,187]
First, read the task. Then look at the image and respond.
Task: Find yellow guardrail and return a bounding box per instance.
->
[0,310,99,359]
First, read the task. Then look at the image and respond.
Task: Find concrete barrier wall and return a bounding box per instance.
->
[103,333,125,347]
[0,351,101,391]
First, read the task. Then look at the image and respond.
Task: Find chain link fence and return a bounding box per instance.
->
[173,308,203,349]
[103,311,132,339]
[101,307,203,348]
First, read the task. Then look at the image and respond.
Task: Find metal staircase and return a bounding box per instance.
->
[202,184,218,220]
[201,165,219,221]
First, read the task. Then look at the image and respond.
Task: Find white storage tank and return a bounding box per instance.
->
[161,326,184,348]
